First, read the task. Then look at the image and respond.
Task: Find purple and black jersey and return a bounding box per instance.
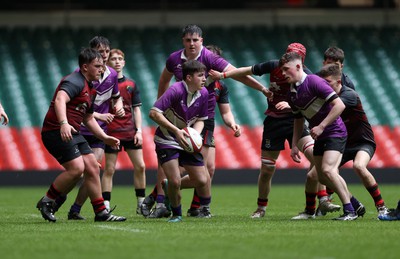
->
[339,85,375,148]
[288,73,347,139]
[152,81,209,150]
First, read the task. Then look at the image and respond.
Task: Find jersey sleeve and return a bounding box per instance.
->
[131,83,142,107]
[340,87,358,108]
[59,80,83,99]
[251,60,278,76]
[217,81,230,104]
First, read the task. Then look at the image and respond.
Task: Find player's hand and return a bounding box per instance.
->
[261,87,273,100]
[114,106,125,118]
[98,113,115,124]
[134,131,143,146]
[231,124,241,137]
[310,125,324,140]
[1,110,9,125]
[104,136,120,150]
[275,101,290,110]
[60,123,77,142]
[208,69,222,81]
[175,128,190,150]
[291,146,301,163]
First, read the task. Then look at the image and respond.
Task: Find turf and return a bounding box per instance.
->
[0,184,399,259]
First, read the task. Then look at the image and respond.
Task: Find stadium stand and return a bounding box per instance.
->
[0,25,399,170]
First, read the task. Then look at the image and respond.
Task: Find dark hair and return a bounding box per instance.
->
[182,60,206,80]
[182,24,203,38]
[89,36,111,49]
[324,46,345,64]
[79,48,102,67]
[317,63,342,79]
[278,52,303,68]
[206,45,222,56]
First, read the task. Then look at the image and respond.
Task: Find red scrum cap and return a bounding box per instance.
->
[286,43,306,62]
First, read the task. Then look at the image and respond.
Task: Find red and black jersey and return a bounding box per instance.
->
[107,76,141,140]
[339,85,376,148]
[42,71,96,133]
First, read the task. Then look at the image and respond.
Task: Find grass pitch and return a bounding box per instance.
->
[0,184,399,259]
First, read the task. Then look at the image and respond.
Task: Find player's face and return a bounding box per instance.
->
[323,75,341,93]
[85,58,104,81]
[281,60,301,84]
[193,71,206,90]
[108,53,125,73]
[96,44,111,63]
[182,33,203,58]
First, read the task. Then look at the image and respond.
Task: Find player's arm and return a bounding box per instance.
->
[113,96,125,117]
[291,117,305,163]
[0,102,9,125]
[83,113,119,149]
[149,108,189,147]
[93,111,114,124]
[192,120,205,134]
[54,90,78,142]
[133,106,143,145]
[310,97,345,139]
[224,64,272,99]
[208,66,252,81]
[157,67,174,98]
[218,103,241,137]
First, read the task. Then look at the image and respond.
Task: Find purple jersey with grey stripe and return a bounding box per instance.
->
[289,74,347,139]
[80,66,120,135]
[152,81,208,150]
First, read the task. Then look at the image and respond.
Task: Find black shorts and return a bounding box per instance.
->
[261,116,310,151]
[105,140,143,153]
[156,148,204,167]
[313,137,347,156]
[201,119,215,148]
[340,142,376,167]
[41,130,93,164]
[83,134,105,149]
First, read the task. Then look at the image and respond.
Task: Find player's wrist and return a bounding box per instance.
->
[136,128,142,133]
[59,120,68,126]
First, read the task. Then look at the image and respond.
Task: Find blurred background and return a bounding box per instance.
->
[0,0,399,184]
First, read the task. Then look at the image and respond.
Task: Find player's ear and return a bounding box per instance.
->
[81,64,88,72]
[296,64,300,70]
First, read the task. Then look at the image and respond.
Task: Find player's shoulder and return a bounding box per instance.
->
[63,71,85,86]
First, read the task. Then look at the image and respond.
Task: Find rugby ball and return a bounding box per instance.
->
[182,127,203,153]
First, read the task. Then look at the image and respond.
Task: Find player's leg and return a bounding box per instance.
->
[185,163,211,218]
[187,144,213,216]
[352,148,387,216]
[252,117,287,218]
[313,137,359,220]
[161,158,183,222]
[292,135,318,219]
[252,150,279,218]
[82,153,126,222]
[38,157,85,222]
[379,200,400,221]
[102,148,118,211]
[126,148,146,215]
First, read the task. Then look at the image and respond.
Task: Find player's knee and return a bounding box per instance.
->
[261,157,276,169]
[352,161,367,174]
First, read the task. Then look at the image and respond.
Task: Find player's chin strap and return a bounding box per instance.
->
[261,157,276,168]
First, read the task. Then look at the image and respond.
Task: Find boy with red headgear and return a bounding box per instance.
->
[209,43,341,219]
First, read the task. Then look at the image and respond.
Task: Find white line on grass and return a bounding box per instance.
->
[96,225,146,233]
